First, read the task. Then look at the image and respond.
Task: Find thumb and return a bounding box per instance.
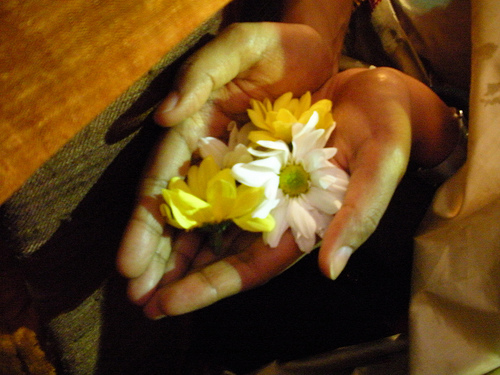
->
[318,145,409,280]
[154,23,282,127]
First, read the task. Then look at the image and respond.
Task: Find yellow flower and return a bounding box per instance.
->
[247,91,334,144]
[160,156,275,233]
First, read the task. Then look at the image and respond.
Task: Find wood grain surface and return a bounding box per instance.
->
[0,0,231,204]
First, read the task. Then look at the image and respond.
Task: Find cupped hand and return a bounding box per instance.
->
[318,67,458,279]
[118,22,456,318]
[116,22,334,310]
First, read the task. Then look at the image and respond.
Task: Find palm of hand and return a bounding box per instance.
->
[117,23,414,319]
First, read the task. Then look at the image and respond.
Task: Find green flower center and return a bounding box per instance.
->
[279,164,310,197]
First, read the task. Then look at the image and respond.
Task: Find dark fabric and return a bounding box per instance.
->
[182,174,437,374]
[0,15,221,375]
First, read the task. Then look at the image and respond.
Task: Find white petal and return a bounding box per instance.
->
[305,186,343,215]
[232,159,281,200]
[292,227,316,253]
[292,111,319,138]
[263,176,281,200]
[232,158,281,184]
[287,196,318,253]
[198,137,227,168]
[323,121,336,141]
[223,144,253,167]
[310,167,349,190]
[256,139,289,152]
[252,196,280,219]
[292,129,326,160]
[303,148,337,172]
[238,123,256,144]
[287,197,316,240]
[251,140,290,165]
[227,121,239,149]
[235,168,278,189]
[263,201,290,248]
[309,209,332,238]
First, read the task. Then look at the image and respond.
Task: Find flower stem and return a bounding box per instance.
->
[200,221,233,256]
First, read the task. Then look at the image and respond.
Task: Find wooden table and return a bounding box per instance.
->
[0,0,232,205]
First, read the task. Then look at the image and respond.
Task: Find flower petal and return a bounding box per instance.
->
[234,212,275,233]
[188,156,220,200]
[273,92,294,111]
[206,169,237,222]
[168,176,191,193]
[232,157,281,185]
[248,130,279,144]
[287,196,316,241]
[248,100,269,130]
[223,143,254,167]
[232,184,266,218]
[305,186,343,215]
[161,188,213,229]
[252,196,280,219]
[263,200,289,248]
[303,148,337,172]
[309,209,332,238]
[198,137,227,168]
[292,227,317,253]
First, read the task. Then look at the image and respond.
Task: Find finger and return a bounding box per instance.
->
[154,23,281,127]
[117,127,194,279]
[317,68,413,280]
[189,226,260,269]
[126,234,172,305]
[155,22,333,127]
[158,230,203,286]
[144,231,303,318]
[117,195,167,279]
[319,140,408,280]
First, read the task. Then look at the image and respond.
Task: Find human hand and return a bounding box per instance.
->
[316,67,458,279]
[117,22,335,310]
[118,18,457,318]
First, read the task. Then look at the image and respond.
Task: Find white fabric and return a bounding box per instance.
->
[393,0,471,89]
[410,0,500,373]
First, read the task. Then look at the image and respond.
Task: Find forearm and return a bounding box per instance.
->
[281,0,353,64]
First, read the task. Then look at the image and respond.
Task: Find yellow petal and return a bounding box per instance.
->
[248,107,271,131]
[264,97,273,112]
[248,130,280,144]
[295,91,312,117]
[188,156,220,199]
[161,188,213,229]
[272,121,294,143]
[206,169,237,222]
[159,203,184,229]
[234,212,275,233]
[273,92,293,111]
[168,176,191,193]
[231,184,266,218]
[275,108,297,124]
[298,100,333,129]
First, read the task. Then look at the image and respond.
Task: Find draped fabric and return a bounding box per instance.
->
[410,0,500,373]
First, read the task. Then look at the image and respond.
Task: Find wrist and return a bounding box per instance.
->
[415,108,468,185]
[281,0,352,61]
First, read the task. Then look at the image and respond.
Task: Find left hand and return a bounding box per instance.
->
[117,22,334,310]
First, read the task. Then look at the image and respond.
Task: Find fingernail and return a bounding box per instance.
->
[144,301,165,320]
[161,92,179,112]
[329,246,353,280]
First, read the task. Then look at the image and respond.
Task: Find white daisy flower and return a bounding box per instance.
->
[198,121,254,168]
[232,112,349,253]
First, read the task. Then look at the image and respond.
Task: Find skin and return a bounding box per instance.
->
[116,21,459,318]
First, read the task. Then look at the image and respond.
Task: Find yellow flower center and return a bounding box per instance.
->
[279,164,310,197]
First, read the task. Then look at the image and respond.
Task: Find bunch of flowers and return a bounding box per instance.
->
[160,92,349,253]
